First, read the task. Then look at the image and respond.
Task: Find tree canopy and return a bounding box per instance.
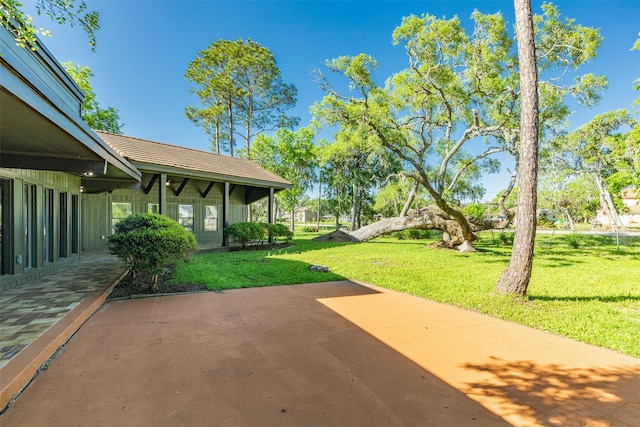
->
[185,38,298,156]
[553,110,638,228]
[63,61,123,133]
[247,127,317,229]
[1,0,99,51]
[313,3,605,248]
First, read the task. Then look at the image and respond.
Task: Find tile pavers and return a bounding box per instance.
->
[0,253,124,369]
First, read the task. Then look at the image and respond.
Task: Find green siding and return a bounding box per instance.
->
[0,168,81,291]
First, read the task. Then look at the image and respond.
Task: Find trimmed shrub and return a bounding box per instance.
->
[224,222,265,248]
[108,213,197,286]
[264,223,294,242]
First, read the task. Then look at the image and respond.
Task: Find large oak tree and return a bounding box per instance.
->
[313,3,605,251]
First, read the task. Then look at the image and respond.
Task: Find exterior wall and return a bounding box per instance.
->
[81,178,249,251]
[0,168,81,291]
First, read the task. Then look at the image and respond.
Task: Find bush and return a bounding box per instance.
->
[395,229,432,240]
[224,222,265,248]
[565,232,586,249]
[462,203,486,220]
[302,225,318,232]
[498,232,513,246]
[108,213,197,286]
[264,223,294,242]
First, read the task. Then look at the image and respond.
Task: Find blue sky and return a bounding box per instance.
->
[23,0,640,199]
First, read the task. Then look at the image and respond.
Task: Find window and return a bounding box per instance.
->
[112,202,132,231]
[60,192,68,257]
[44,188,54,262]
[71,194,79,254]
[0,179,10,275]
[204,206,218,231]
[148,203,159,214]
[178,204,194,232]
[24,184,36,268]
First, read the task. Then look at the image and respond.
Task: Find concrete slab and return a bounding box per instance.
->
[1,281,638,426]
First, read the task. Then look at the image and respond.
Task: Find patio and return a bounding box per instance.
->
[1,277,639,426]
[0,252,126,409]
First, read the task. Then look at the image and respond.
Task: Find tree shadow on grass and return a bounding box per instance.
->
[461,356,640,426]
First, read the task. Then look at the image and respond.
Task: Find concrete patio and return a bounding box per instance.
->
[1,279,638,426]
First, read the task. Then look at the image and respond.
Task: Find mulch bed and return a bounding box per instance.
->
[107,265,208,300]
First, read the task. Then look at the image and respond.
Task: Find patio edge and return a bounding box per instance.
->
[0,268,128,412]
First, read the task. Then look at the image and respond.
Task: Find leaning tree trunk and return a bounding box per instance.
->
[495,0,539,296]
[349,214,463,243]
[400,180,420,217]
[594,174,623,229]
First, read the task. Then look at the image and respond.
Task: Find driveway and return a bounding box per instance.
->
[1,281,638,426]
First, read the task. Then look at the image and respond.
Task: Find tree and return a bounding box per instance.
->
[185,38,298,156]
[247,127,317,230]
[633,35,640,106]
[313,4,604,249]
[63,62,123,133]
[1,0,99,51]
[495,0,539,296]
[555,110,638,229]
[319,126,400,231]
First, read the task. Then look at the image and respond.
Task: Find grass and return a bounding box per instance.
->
[173,231,640,358]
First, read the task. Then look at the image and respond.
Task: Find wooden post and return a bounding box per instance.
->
[222,182,230,247]
[159,173,167,215]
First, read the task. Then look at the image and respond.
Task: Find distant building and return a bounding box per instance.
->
[620,188,640,227]
[295,207,316,223]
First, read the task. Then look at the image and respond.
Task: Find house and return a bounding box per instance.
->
[85,131,290,250]
[620,188,640,227]
[295,207,316,223]
[0,25,290,292]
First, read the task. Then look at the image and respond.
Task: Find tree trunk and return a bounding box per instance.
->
[345,208,511,247]
[350,183,358,231]
[228,97,235,157]
[400,179,419,217]
[289,209,295,232]
[495,0,539,296]
[317,178,322,229]
[594,173,623,229]
[348,214,463,243]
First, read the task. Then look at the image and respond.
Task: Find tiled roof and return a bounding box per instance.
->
[95,131,290,188]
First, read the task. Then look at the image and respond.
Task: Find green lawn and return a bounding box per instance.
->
[173,232,640,358]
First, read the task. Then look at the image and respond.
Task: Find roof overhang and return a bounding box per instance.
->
[134,162,291,204]
[0,27,141,193]
[134,162,292,191]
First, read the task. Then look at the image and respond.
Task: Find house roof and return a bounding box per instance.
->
[95,131,291,189]
[621,188,638,200]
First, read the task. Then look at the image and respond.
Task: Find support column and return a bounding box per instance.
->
[268,187,275,244]
[268,187,275,224]
[222,182,230,247]
[159,173,167,215]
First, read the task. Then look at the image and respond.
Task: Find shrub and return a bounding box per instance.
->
[302,225,318,232]
[395,229,432,240]
[462,203,486,220]
[565,232,586,249]
[264,223,294,242]
[224,222,265,248]
[108,213,197,287]
[498,231,513,246]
